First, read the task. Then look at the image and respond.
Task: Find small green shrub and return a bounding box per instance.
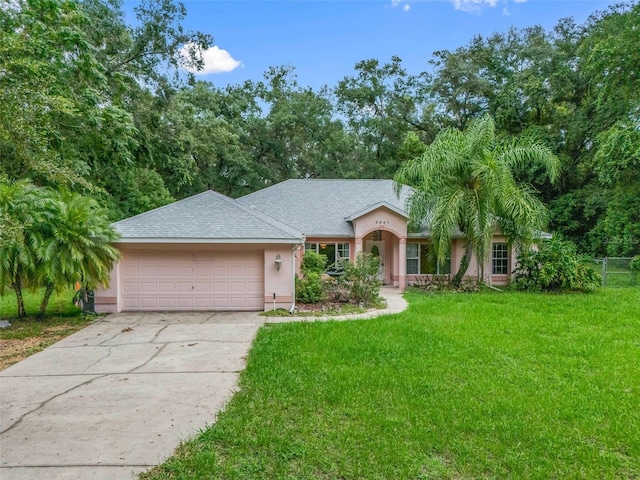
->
[339,253,382,306]
[513,237,601,293]
[295,251,329,303]
[301,251,327,275]
[630,256,640,273]
[296,272,325,303]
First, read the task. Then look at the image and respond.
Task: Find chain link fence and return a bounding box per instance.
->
[591,257,638,286]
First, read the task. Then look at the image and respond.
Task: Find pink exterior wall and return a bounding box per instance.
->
[263,246,296,311]
[450,236,515,286]
[352,208,407,240]
[352,207,408,288]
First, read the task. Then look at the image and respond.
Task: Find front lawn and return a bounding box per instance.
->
[0,287,86,369]
[143,287,640,479]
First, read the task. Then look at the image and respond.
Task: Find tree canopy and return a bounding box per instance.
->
[395,114,560,286]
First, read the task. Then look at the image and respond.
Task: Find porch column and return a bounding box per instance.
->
[399,237,407,290]
[355,237,363,256]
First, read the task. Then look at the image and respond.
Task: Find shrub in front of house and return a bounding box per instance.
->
[512,237,601,293]
[339,253,382,306]
[296,251,327,303]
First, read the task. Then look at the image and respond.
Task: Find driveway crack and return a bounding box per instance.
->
[0,374,107,435]
[80,345,116,374]
[150,324,169,343]
[128,343,167,373]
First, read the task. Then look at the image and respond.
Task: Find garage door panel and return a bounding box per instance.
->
[122,266,139,277]
[176,283,193,292]
[140,266,158,276]
[176,266,193,276]
[212,266,228,276]
[122,282,139,293]
[194,283,210,292]
[122,250,264,311]
[158,298,176,308]
[176,298,194,308]
[247,266,262,276]
[140,298,159,308]
[159,283,175,292]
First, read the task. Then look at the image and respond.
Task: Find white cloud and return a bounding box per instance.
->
[451,0,526,13]
[390,0,411,12]
[181,44,242,75]
[451,0,498,12]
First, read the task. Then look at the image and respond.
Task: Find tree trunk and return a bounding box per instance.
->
[13,275,26,318]
[452,243,473,288]
[37,283,55,319]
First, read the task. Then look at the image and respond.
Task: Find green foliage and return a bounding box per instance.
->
[513,237,601,292]
[296,251,328,303]
[395,114,560,286]
[339,253,381,306]
[630,256,640,274]
[335,56,432,178]
[0,180,120,317]
[295,273,325,304]
[300,251,327,276]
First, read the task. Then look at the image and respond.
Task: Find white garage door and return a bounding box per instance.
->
[121,250,264,311]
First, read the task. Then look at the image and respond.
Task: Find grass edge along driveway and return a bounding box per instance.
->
[142,287,640,480]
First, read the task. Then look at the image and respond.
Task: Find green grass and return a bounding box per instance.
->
[142,287,640,480]
[1,287,87,369]
[0,287,81,320]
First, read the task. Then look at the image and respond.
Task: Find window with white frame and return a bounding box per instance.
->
[337,243,350,260]
[406,243,419,274]
[305,242,350,266]
[407,242,451,275]
[492,243,509,275]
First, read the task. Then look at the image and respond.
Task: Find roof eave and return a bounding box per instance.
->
[114,237,304,244]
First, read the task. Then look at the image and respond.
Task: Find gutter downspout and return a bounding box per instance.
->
[289,242,302,314]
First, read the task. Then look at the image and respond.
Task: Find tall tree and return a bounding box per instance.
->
[580,2,640,255]
[395,114,560,286]
[0,0,135,188]
[335,56,433,178]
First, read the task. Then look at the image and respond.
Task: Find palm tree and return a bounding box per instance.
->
[0,180,53,318]
[394,114,560,287]
[35,190,120,317]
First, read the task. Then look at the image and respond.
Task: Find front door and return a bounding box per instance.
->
[366,241,385,283]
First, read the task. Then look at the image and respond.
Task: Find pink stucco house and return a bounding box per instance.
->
[95,179,516,313]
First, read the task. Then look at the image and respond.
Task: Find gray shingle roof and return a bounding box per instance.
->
[238,179,414,237]
[113,190,302,242]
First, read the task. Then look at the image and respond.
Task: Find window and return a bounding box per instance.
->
[492,243,509,275]
[306,242,350,266]
[407,243,419,274]
[407,242,451,275]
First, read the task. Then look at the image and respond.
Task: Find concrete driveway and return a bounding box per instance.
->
[0,311,264,480]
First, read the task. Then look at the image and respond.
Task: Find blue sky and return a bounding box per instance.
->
[126,0,621,89]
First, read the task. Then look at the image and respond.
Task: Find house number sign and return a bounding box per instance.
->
[375,220,389,225]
